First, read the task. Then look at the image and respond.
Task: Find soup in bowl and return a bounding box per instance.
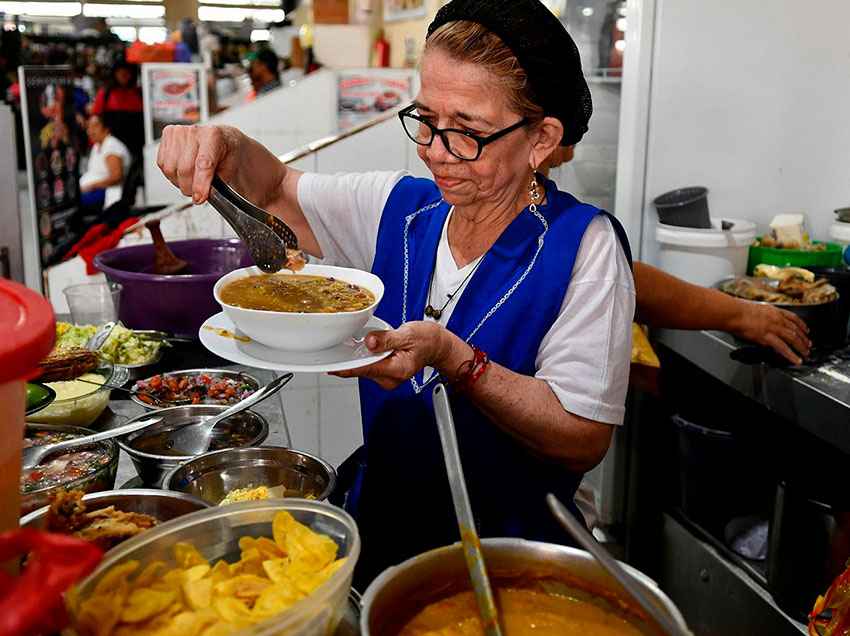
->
[214,264,384,351]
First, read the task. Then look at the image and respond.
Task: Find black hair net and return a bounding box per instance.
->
[427,0,592,146]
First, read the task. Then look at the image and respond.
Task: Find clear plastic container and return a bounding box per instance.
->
[26,362,124,427]
[67,499,360,636]
[20,424,119,515]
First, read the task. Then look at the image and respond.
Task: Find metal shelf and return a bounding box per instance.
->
[656,329,850,456]
[659,513,806,635]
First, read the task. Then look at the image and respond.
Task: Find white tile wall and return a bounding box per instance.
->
[318,381,363,468]
[283,384,321,457]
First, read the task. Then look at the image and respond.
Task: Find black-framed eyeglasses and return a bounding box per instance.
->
[398,104,528,161]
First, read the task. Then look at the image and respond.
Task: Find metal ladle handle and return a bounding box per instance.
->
[433,384,503,636]
[546,494,690,636]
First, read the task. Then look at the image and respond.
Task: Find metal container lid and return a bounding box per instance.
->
[0,279,55,383]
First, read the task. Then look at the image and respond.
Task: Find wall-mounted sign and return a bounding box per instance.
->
[142,63,208,146]
[18,65,85,274]
[337,69,414,131]
[383,0,427,23]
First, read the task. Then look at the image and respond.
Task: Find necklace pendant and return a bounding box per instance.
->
[425,305,442,320]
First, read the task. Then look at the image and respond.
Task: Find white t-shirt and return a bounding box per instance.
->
[79,134,131,208]
[298,171,635,425]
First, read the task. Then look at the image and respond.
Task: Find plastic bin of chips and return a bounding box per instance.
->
[67,500,360,636]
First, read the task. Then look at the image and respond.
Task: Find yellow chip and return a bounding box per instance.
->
[258,536,285,558]
[183,577,214,611]
[213,596,254,622]
[175,542,208,568]
[76,593,124,636]
[291,558,347,596]
[94,560,140,596]
[273,512,338,573]
[252,583,304,619]
[199,622,241,636]
[121,588,178,623]
[185,564,212,582]
[208,560,232,585]
[156,610,210,636]
[133,561,167,589]
[215,574,273,600]
[280,512,337,572]
[260,558,288,584]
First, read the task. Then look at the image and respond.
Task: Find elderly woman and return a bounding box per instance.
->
[159,0,633,583]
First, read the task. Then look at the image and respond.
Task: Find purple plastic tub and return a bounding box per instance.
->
[94,239,253,338]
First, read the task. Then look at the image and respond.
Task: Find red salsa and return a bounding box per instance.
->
[21,431,112,494]
[135,373,255,406]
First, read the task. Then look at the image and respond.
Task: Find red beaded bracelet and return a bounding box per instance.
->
[453,345,489,393]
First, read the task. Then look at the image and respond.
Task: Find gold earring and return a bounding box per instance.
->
[529,172,541,212]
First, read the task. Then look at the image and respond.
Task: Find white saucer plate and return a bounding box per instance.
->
[199,312,393,373]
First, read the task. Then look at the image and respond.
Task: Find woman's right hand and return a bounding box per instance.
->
[157,124,286,207]
[157,124,319,256]
[157,124,243,203]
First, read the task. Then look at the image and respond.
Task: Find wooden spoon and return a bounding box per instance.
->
[146,219,189,275]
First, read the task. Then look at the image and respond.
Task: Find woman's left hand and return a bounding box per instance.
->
[333,321,450,390]
[731,300,811,364]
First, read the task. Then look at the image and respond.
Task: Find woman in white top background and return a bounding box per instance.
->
[79,114,131,211]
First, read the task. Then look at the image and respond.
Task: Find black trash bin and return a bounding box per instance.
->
[654,187,711,229]
[673,414,771,535]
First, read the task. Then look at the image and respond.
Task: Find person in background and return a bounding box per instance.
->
[248,48,281,96]
[91,61,144,159]
[541,147,811,365]
[79,114,131,211]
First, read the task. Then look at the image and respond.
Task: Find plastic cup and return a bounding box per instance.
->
[64,282,122,326]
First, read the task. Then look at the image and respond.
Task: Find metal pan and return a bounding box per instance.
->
[129,368,261,410]
[715,276,846,349]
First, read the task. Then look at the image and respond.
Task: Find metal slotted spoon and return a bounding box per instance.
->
[208,175,300,273]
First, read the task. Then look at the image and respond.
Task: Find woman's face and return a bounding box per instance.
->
[115,67,132,87]
[415,48,535,209]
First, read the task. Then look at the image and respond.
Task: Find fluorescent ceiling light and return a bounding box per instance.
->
[250,28,270,41]
[200,0,280,6]
[84,3,164,18]
[198,5,284,22]
[0,2,81,17]
[110,25,136,41]
[581,6,594,17]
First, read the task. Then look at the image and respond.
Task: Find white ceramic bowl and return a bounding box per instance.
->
[214,264,384,352]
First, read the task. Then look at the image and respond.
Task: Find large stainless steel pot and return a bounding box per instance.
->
[360,538,692,635]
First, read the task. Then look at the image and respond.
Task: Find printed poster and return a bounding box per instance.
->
[142,63,208,145]
[337,70,413,131]
[19,66,85,269]
[383,0,427,22]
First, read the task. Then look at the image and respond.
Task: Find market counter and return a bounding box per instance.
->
[105,341,293,488]
[655,328,850,456]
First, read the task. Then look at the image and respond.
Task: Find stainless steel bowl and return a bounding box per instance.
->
[361,538,692,636]
[117,347,165,383]
[162,446,336,505]
[20,488,211,530]
[117,405,268,486]
[21,424,119,516]
[129,368,260,410]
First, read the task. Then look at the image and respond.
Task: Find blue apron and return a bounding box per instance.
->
[337,175,631,587]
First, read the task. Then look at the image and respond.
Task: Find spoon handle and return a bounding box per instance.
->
[27,415,164,468]
[433,384,503,636]
[199,372,294,430]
